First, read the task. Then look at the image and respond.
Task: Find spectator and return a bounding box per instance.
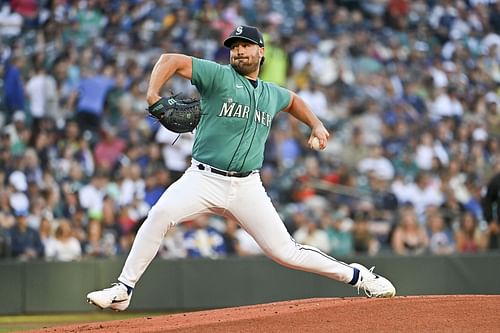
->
[455,211,488,253]
[10,0,39,29]
[428,57,448,89]
[141,143,165,176]
[72,207,89,242]
[101,195,123,255]
[291,156,322,202]
[7,171,30,218]
[3,56,26,122]
[393,148,419,182]
[118,163,145,207]
[391,206,429,255]
[355,100,384,146]
[78,170,110,215]
[430,85,464,122]
[38,216,55,252]
[485,93,500,138]
[45,219,82,262]
[415,131,449,171]
[70,65,115,139]
[9,210,44,260]
[381,121,411,158]
[365,174,398,236]
[271,121,302,170]
[144,169,170,208]
[59,183,82,219]
[440,188,464,228]
[25,61,58,138]
[293,214,331,254]
[323,209,353,257]
[83,219,116,258]
[182,215,227,259]
[94,125,126,173]
[0,212,11,258]
[259,32,289,87]
[155,128,194,181]
[118,79,148,116]
[105,71,128,126]
[393,171,444,222]
[0,4,23,41]
[298,80,329,122]
[158,227,186,259]
[426,212,455,255]
[481,171,500,249]
[463,174,484,222]
[338,126,370,170]
[351,211,379,255]
[221,217,238,256]
[3,111,27,146]
[23,148,43,186]
[357,144,395,181]
[225,218,263,256]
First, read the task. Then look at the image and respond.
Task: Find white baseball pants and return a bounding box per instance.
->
[118,162,355,288]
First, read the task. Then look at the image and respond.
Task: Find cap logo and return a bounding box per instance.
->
[235,26,243,35]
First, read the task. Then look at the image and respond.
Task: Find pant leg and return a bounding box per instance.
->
[118,168,224,287]
[227,174,355,284]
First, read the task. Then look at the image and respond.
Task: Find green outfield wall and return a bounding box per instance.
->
[0,254,499,314]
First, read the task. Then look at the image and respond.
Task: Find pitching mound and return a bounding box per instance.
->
[27,295,500,333]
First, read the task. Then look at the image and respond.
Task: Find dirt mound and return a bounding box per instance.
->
[26,295,500,333]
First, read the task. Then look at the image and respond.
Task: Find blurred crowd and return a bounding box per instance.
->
[1,0,500,262]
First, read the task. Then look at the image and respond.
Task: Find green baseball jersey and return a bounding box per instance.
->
[190,57,291,172]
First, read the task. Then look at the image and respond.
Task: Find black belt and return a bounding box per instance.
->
[197,164,253,178]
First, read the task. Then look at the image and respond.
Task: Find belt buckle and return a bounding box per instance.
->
[227,171,238,177]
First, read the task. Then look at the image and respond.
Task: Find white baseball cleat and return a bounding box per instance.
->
[350,263,396,298]
[86,283,131,311]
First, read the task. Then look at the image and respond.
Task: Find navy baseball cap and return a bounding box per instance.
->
[223,25,264,48]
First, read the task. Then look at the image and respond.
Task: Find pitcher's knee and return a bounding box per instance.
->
[145,205,176,231]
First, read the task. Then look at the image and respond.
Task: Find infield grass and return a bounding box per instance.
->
[0,312,163,332]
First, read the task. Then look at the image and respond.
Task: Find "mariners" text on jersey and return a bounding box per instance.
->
[218,102,272,127]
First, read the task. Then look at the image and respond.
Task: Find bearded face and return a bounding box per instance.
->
[229,41,262,76]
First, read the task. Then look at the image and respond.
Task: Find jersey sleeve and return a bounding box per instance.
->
[275,85,292,112]
[191,57,224,97]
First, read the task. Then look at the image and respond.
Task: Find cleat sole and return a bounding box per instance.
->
[87,298,103,309]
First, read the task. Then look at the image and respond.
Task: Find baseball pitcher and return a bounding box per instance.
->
[87,25,395,311]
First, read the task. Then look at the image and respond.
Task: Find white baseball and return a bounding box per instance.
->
[311,137,321,150]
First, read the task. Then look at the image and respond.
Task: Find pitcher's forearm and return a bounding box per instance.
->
[146,54,193,104]
[285,92,323,129]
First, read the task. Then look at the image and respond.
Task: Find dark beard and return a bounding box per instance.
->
[231,62,258,76]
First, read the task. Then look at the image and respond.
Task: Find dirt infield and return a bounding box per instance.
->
[26,295,500,333]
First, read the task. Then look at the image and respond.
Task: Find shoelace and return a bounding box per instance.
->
[356,266,376,297]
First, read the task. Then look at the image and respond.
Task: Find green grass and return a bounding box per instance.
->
[0,312,163,332]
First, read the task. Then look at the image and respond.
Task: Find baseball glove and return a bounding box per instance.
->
[148,95,201,133]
